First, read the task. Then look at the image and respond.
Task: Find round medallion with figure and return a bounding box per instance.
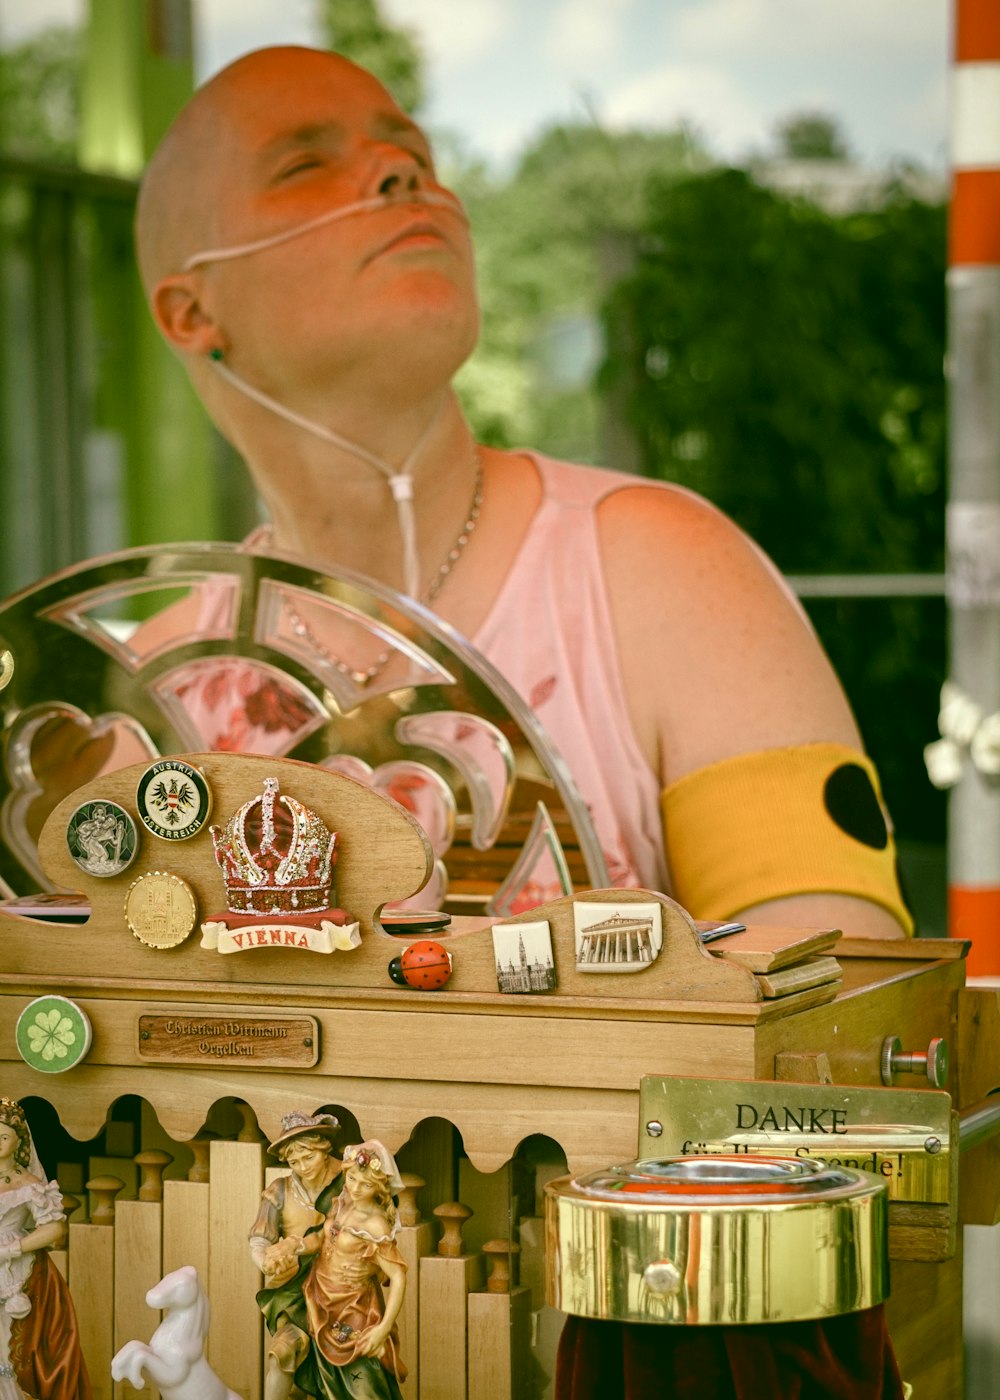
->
[66,798,139,878]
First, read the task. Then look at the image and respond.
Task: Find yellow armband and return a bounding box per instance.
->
[660,743,913,934]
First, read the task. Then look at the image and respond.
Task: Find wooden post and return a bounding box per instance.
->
[113,1198,163,1400]
[468,1287,532,1400]
[162,1178,210,1282]
[87,1175,124,1228]
[207,1138,264,1400]
[50,1193,79,1281]
[397,1173,434,1396]
[419,1203,484,1400]
[186,1135,213,1183]
[469,1240,530,1398]
[70,1212,116,1400]
[135,1149,173,1202]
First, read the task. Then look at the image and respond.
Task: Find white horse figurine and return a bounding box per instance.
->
[111,1265,242,1400]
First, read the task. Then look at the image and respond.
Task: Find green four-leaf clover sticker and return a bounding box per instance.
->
[16,996,92,1074]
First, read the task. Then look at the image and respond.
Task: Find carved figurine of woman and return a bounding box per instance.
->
[297,1141,407,1400]
[250,1112,343,1400]
[0,1097,91,1400]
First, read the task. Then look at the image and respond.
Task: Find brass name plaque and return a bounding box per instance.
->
[639,1075,953,1204]
[138,1014,319,1068]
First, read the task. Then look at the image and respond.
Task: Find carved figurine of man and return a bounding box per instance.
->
[249,1111,343,1400]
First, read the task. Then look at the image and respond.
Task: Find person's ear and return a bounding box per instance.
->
[151,275,225,358]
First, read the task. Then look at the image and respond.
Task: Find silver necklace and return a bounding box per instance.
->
[284,452,484,687]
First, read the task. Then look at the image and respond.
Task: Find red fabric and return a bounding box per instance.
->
[11,1251,92,1400]
[204,908,350,929]
[556,1306,905,1400]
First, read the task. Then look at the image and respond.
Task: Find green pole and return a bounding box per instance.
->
[78,0,219,549]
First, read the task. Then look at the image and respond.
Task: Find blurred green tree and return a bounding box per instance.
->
[453,120,707,459]
[604,168,947,843]
[775,112,850,160]
[0,26,81,162]
[317,0,424,113]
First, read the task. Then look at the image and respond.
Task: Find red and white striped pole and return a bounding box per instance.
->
[947,0,1000,976]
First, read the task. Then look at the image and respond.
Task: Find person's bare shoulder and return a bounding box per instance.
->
[595,481,861,784]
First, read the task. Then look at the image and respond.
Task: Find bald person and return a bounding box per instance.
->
[125,45,908,936]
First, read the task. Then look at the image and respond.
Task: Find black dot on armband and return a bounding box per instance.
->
[823,764,889,850]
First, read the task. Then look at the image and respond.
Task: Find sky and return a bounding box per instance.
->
[1,0,951,171]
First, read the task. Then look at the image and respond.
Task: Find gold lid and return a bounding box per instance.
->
[545,1155,889,1325]
[124,871,198,948]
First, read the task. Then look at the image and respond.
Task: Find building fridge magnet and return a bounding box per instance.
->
[200,776,361,956]
[572,900,663,973]
[492,920,557,993]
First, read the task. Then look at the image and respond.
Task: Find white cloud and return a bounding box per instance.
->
[604,62,771,158]
[380,0,511,73]
[893,69,948,162]
[674,0,947,64]
[545,0,637,70]
[0,0,82,46]
[195,0,317,80]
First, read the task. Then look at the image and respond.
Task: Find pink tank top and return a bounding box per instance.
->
[473,454,666,892]
[180,455,667,895]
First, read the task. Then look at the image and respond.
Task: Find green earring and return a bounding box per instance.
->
[209,348,224,361]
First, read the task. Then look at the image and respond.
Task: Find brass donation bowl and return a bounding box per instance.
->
[545,1154,889,1326]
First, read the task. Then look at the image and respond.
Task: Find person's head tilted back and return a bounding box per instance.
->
[136,46,479,440]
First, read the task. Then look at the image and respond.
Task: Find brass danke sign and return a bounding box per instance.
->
[639,1074,953,1205]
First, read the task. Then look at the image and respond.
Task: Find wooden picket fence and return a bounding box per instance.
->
[55,1138,547,1400]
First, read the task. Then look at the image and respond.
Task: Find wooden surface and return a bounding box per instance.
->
[136,1012,319,1069]
[458,1160,513,1257]
[1,751,984,1400]
[419,1253,485,1400]
[773,1050,833,1084]
[207,1141,264,1400]
[0,1053,753,1177]
[711,926,840,973]
[886,1247,964,1400]
[955,986,1000,1224]
[113,1201,162,1400]
[756,958,964,1093]
[398,1220,434,1395]
[21,755,763,1003]
[162,1179,210,1280]
[468,1286,531,1400]
[756,956,841,999]
[888,1201,956,1262]
[69,1222,114,1400]
[957,985,1000,1105]
[37,752,433,942]
[2,893,763,1008]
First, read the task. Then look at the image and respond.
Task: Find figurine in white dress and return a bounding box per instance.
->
[0,1098,90,1400]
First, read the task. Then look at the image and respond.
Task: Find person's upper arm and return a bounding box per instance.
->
[597,484,907,939]
[598,482,859,783]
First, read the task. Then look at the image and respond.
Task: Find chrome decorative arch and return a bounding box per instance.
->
[0,543,607,912]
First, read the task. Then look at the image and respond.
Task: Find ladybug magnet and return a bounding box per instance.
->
[392,939,453,991]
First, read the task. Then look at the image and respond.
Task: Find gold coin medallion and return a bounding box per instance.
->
[124,871,198,949]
